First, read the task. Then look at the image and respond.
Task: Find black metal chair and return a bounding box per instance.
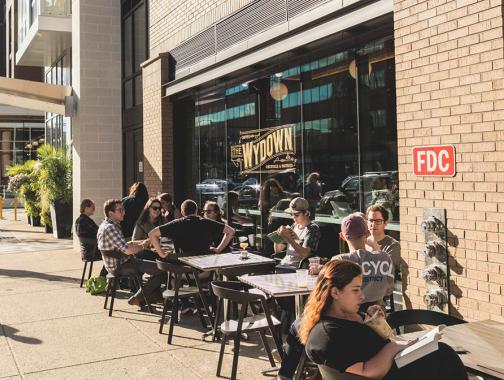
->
[212,281,282,380]
[156,260,214,345]
[77,236,101,287]
[386,309,466,334]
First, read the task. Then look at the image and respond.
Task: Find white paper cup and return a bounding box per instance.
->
[248,234,255,247]
[308,257,320,265]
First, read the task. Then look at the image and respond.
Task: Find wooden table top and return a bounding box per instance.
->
[402,320,504,379]
[238,272,317,298]
[178,252,275,272]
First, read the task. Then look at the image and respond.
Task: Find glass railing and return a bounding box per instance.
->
[18,0,72,47]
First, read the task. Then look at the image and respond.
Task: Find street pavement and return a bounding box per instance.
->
[0,209,279,379]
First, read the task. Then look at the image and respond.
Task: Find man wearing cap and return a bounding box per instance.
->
[310,212,394,307]
[274,197,321,269]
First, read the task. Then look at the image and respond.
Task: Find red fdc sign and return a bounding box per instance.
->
[413,145,456,177]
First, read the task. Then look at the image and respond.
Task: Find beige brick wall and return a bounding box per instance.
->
[149,0,255,56]
[394,0,504,321]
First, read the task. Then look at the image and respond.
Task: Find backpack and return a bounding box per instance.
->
[85,276,107,295]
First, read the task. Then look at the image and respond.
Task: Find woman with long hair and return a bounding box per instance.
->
[132,198,164,261]
[202,200,229,251]
[158,192,181,222]
[299,260,468,380]
[121,182,149,239]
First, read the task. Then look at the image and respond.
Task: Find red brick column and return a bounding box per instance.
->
[394,0,504,320]
[141,53,174,196]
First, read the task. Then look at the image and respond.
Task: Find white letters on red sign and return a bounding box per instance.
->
[413,145,456,176]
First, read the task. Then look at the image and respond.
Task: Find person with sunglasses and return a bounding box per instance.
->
[274,197,321,270]
[132,198,166,261]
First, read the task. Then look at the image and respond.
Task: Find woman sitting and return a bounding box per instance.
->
[132,198,165,261]
[202,200,229,251]
[75,199,107,277]
[299,260,468,380]
[158,192,181,223]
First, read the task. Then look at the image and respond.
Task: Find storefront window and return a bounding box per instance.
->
[176,35,398,255]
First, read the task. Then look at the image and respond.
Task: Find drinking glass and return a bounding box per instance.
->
[296,269,308,288]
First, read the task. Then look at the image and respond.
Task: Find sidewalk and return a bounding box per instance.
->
[0,215,277,379]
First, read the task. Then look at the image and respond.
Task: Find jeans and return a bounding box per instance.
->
[278,320,302,379]
[117,259,167,302]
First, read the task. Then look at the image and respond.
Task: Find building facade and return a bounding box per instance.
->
[142,0,504,321]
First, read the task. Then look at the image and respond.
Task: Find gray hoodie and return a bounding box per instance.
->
[334,249,394,303]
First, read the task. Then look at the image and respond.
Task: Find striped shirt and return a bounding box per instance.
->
[97,218,130,274]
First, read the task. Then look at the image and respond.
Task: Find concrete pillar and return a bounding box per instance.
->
[141,53,174,195]
[71,0,122,226]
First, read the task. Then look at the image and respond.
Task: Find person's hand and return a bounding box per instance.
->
[366,304,386,319]
[209,247,220,254]
[309,263,323,275]
[391,338,419,354]
[366,236,380,251]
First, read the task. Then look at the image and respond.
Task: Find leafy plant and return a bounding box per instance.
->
[37,144,72,204]
[7,161,41,217]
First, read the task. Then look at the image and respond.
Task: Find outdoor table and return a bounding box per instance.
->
[401,320,504,379]
[179,252,276,340]
[238,272,317,318]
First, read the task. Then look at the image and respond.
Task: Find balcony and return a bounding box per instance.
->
[16,0,72,67]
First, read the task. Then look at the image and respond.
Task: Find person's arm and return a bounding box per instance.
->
[345,339,418,380]
[278,225,315,259]
[148,227,168,258]
[213,224,235,254]
[274,242,287,253]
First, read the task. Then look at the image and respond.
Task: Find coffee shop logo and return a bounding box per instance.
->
[230,124,296,174]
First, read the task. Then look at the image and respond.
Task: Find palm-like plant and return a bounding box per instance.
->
[37,144,72,203]
[7,160,41,218]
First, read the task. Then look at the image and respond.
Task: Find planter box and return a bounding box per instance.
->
[50,200,72,238]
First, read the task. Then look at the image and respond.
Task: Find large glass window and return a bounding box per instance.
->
[176,35,398,256]
[121,0,148,110]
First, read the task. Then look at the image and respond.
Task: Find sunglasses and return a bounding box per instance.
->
[151,206,161,211]
[292,212,303,216]
[203,209,215,213]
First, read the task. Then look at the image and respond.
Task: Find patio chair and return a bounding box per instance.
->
[77,236,101,287]
[211,281,282,380]
[386,309,466,334]
[156,260,213,345]
[318,364,371,380]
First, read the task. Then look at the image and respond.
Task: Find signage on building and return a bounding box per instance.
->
[413,145,456,176]
[230,124,296,174]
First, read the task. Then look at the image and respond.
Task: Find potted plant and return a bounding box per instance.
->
[7,161,42,226]
[37,144,72,238]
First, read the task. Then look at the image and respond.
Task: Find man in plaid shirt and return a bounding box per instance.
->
[97,199,166,306]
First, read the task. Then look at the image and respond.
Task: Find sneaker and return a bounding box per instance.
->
[127,295,141,306]
[271,348,282,363]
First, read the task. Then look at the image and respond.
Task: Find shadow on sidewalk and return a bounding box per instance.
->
[0,268,78,284]
[1,324,43,344]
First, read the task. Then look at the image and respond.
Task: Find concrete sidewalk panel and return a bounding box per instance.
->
[0,270,82,297]
[6,313,163,374]
[0,250,79,273]
[0,334,19,378]
[0,287,108,324]
[22,351,201,380]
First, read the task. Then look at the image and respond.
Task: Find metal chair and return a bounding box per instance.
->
[386,309,466,334]
[212,281,282,380]
[156,260,213,345]
[77,236,100,287]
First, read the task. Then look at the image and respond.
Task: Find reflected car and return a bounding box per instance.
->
[195,179,228,194]
[317,171,398,217]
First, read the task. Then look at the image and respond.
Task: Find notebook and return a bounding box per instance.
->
[394,325,445,368]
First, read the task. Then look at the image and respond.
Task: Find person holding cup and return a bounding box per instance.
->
[274,197,321,271]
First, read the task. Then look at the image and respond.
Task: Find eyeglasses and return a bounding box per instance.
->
[368,219,384,225]
[151,206,161,211]
[203,209,215,214]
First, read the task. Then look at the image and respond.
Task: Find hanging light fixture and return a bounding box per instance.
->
[270,81,288,101]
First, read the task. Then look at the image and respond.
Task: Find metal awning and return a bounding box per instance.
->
[0,76,73,116]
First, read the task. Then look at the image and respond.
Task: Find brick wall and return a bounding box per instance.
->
[149,0,255,56]
[141,54,173,195]
[394,0,504,320]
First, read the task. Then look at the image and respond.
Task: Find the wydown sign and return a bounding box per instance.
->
[231,124,296,174]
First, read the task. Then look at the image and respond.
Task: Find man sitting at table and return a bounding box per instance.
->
[148,199,235,257]
[274,197,321,271]
[97,199,167,307]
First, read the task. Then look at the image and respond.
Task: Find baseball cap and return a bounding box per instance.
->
[285,197,309,214]
[341,212,370,240]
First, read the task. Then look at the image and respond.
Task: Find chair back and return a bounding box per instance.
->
[218,262,275,278]
[211,281,264,304]
[318,365,370,380]
[77,236,97,260]
[156,260,195,275]
[101,249,126,259]
[386,309,466,330]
